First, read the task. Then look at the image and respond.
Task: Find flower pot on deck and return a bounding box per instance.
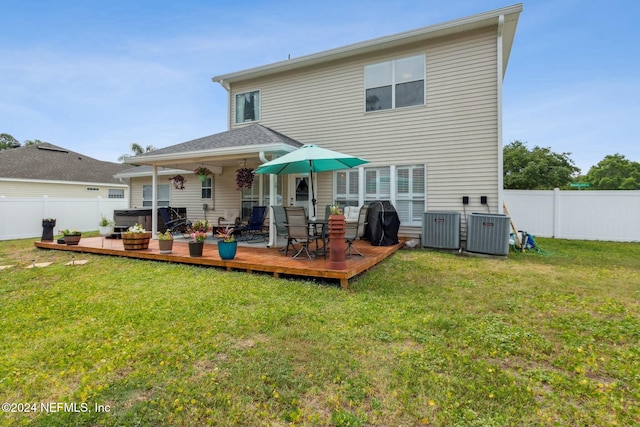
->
[122,232,152,250]
[64,234,81,246]
[217,240,237,260]
[189,241,204,257]
[158,239,173,254]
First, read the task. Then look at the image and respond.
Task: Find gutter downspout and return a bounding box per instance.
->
[496,14,505,214]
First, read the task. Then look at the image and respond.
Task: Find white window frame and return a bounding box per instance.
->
[395,164,426,226]
[334,164,426,226]
[143,184,169,207]
[235,90,261,124]
[108,188,125,199]
[334,170,359,207]
[201,177,213,201]
[364,54,426,112]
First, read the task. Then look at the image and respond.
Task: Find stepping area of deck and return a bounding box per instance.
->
[35,237,403,288]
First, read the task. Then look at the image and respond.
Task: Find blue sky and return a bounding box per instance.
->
[1,0,638,173]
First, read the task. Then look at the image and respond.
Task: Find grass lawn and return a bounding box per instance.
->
[1,235,639,426]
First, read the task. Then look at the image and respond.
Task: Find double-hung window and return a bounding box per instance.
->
[201,177,213,200]
[364,167,391,202]
[142,184,169,207]
[395,165,425,226]
[365,54,425,111]
[235,90,260,123]
[335,170,359,207]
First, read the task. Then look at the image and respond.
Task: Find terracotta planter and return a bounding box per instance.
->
[158,239,173,254]
[217,240,237,260]
[189,241,204,257]
[328,214,347,269]
[64,234,81,245]
[122,232,152,250]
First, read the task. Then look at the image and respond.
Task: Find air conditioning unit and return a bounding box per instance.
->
[422,211,460,249]
[466,213,510,256]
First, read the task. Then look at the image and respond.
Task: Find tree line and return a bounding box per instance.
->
[3,132,638,189]
[504,141,640,190]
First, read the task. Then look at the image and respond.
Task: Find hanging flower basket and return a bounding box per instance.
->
[194,166,212,182]
[169,175,186,190]
[236,167,255,190]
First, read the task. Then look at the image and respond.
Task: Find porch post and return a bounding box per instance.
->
[268,174,277,247]
[151,164,158,237]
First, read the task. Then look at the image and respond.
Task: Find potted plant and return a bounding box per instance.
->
[122,223,152,250]
[193,166,213,182]
[215,227,237,260]
[157,230,173,254]
[60,229,82,245]
[41,218,56,242]
[98,215,115,236]
[189,230,207,257]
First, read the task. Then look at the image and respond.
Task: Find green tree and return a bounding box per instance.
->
[503,141,580,189]
[23,139,46,145]
[0,133,20,150]
[118,143,156,163]
[586,154,640,190]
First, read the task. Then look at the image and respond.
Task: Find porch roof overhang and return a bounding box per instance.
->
[212,3,522,87]
[123,124,303,172]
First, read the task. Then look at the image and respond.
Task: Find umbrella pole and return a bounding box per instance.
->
[310,161,317,218]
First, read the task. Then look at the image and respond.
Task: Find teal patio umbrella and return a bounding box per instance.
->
[254,144,368,217]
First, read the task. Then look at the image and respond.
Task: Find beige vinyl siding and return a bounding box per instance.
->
[229,27,500,232]
[0,180,127,199]
[131,171,244,224]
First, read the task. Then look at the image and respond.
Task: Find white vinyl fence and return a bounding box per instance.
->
[0,196,129,241]
[503,189,640,242]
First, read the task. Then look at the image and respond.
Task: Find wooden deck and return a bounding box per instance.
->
[34,237,403,288]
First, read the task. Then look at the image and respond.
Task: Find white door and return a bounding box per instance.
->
[288,174,314,216]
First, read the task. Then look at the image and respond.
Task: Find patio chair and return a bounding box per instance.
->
[284,206,320,259]
[272,205,297,254]
[218,208,240,228]
[236,206,267,242]
[345,205,369,257]
[158,207,192,237]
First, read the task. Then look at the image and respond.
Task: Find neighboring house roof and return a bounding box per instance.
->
[0,143,130,184]
[126,123,303,167]
[212,3,522,86]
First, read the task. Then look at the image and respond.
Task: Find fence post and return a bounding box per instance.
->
[553,188,560,238]
[42,195,49,220]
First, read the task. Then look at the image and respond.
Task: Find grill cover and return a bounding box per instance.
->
[365,201,400,246]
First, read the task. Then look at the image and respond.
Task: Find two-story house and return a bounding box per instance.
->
[124,4,522,243]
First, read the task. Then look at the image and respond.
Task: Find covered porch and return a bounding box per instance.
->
[35,237,404,289]
[120,124,320,247]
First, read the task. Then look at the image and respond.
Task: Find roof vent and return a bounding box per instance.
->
[36,145,69,154]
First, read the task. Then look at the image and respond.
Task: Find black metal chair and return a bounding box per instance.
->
[345,205,369,257]
[158,207,192,237]
[236,206,267,242]
[284,206,320,259]
[272,205,297,253]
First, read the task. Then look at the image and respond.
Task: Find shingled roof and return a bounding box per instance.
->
[0,143,130,184]
[130,124,303,161]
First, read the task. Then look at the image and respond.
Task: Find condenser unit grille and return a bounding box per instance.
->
[422,211,460,249]
[466,213,510,256]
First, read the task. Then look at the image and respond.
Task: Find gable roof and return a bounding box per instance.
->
[126,123,303,166]
[212,3,522,86]
[0,143,130,184]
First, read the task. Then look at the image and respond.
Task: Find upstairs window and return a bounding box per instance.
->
[235,90,260,123]
[365,55,425,112]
